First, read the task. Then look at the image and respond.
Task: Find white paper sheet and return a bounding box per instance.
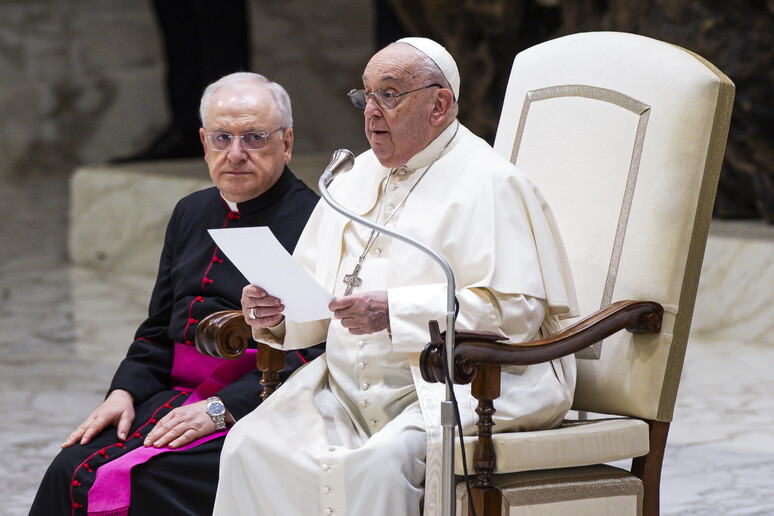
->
[208,227,333,322]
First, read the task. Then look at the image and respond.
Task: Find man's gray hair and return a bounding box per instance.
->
[199,72,293,129]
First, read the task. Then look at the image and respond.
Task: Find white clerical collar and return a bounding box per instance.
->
[403,120,460,172]
[220,194,239,212]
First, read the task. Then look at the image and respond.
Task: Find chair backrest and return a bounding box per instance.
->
[493,32,734,422]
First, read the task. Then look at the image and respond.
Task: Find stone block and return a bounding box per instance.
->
[691,220,774,346]
[68,159,212,276]
[68,152,331,277]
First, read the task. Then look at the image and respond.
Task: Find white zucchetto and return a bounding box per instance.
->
[396,37,460,101]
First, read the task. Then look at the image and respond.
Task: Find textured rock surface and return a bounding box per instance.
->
[0,0,374,178]
[0,1,167,177]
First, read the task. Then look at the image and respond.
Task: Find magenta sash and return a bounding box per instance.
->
[87,344,257,516]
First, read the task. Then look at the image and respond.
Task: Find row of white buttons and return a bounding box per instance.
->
[359,339,370,394]
[356,338,377,428]
[322,454,334,514]
[321,444,337,515]
[321,463,334,514]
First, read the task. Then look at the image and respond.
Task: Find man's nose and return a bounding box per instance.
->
[364,95,383,117]
[227,137,247,161]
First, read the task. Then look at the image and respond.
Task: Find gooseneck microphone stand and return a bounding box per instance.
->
[319,149,457,516]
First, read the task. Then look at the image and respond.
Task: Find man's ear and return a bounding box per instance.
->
[430,88,454,126]
[282,127,294,164]
[199,128,209,157]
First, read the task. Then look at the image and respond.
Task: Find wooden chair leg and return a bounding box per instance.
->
[631,420,670,516]
[471,365,502,516]
[471,487,502,516]
[256,343,286,399]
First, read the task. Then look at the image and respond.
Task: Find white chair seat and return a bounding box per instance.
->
[455,418,650,475]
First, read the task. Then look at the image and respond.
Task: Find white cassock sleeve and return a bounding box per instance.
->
[386,162,565,353]
[388,285,546,353]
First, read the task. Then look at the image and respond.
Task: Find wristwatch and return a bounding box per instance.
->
[206,396,227,430]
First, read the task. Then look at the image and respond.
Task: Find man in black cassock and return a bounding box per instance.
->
[29,72,323,516]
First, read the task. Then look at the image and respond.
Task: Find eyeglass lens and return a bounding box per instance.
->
[348,84,442,110]
[348,90,396,110]
[207,129,281,151]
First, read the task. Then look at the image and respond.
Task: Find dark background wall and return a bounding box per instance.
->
[0,0,374,178]
[387,0,774,222]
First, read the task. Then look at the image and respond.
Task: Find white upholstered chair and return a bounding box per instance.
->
[420,31,734,515]
[196,30,734,516]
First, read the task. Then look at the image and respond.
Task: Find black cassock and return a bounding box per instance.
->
[30,167,324,515]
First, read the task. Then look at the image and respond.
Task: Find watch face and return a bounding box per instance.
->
[208,402,226,417]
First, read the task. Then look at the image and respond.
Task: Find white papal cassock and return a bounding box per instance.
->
[213,121,579,516]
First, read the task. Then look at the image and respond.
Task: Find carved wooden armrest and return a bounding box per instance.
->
[418,300,663,513]
[420,300,663,385]
[195,309,286,399]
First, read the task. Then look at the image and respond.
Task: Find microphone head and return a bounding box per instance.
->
[321,149,355,186]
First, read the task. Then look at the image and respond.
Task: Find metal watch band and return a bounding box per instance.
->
[207,396,227,430]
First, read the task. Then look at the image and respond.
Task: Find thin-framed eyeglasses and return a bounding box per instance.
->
[348,84,442,110]
[204,127,284,151]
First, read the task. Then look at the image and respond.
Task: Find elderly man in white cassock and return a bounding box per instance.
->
[214,37,579,516]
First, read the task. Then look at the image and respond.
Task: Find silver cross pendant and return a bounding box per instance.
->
[343,263,363,296]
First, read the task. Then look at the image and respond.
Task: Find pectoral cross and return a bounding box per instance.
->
[343,263,363,296]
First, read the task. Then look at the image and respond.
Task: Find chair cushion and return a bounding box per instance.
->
[454,418,650,475]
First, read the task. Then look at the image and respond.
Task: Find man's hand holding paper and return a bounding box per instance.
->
[208,227,334,322]
[241,285,285,329]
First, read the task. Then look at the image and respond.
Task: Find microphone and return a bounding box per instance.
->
[320,149,355,187]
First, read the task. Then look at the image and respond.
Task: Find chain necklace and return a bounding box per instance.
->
[342,122,459,295]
